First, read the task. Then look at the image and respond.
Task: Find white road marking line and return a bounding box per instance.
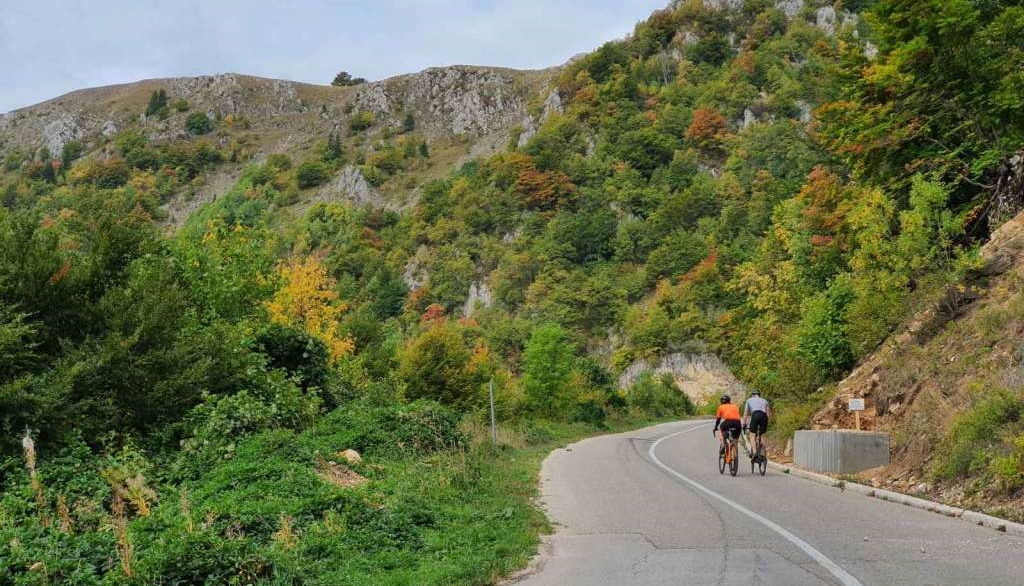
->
[648,424,866,586]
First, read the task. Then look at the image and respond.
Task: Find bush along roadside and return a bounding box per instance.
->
[0,401,676,585]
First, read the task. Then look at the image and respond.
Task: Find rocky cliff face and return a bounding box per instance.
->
[618,352,747,404]
[0,66,557,223]
[351,66,552,140]
[1,67,554,158]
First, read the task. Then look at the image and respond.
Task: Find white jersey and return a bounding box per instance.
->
[745,396,769,415]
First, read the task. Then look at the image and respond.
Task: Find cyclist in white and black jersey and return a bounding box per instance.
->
[743,390,771,450]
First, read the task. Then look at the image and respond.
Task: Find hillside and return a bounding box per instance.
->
[812,208,1024,520]
[0,66,557,224]
[3,0,1024,583]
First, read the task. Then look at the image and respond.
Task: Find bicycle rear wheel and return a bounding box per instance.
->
[757,436,767,476]
[729,442,739,476]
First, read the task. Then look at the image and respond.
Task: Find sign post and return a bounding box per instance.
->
[489,379,497,445]
[848,398,865,431]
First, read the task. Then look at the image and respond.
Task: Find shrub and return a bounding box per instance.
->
[295,160,331,188]
[936,389,1024,480]
[266,153,293,171]
[626,372,695,418]
[68,158,131,188]
[256,323,329,391]
[131,531,272,585]
[171,97,189,112]
[367,147,403,174]
[185,112,212,135]
[989,434,1024,492]
[360,164,386,187]
[178,380,320,471]
[348,111,376,133]
[311,400,463,457]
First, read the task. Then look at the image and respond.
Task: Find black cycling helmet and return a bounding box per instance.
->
[720,394,731,404]
[751,389,760,396]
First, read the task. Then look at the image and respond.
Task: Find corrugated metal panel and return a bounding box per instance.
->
[794,431,889,474]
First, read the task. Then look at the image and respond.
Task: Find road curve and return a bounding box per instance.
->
[513,420,1024,586]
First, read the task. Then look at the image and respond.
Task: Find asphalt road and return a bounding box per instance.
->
[513,420,1024,586]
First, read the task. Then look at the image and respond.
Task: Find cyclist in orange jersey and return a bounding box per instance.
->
[713,395,742,454]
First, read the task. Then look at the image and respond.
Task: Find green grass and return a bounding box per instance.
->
[0,407,675,585]
[935,388,1024,486]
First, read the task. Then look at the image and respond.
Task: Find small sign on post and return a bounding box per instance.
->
[848,398,865,431]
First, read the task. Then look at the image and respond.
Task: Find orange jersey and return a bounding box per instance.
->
[716,403,741,421]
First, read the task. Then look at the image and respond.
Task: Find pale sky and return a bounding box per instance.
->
[0,0,669,113]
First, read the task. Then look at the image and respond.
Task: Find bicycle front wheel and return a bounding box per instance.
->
[718,447,726,474]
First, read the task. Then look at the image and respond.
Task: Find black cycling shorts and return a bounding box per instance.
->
[749,411,768,435]
[719,419,742,439]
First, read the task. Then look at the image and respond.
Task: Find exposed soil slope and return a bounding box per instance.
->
[812,212,1024,517]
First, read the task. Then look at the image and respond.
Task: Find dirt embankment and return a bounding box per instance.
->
[810,212,1024,515]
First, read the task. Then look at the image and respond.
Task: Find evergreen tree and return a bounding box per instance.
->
[145,89,169,118]
[331,71,367,86]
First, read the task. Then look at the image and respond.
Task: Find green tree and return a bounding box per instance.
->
[145,89,169,118]
[398,323,485,407]
[522,323,575,416]
[185,112,212,135]
[819,0,1024,192]
[295,161,331,188]
[323,130,344,163]
[331,71,367,86]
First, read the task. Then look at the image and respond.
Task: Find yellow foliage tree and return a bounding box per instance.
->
[266,256,354,363]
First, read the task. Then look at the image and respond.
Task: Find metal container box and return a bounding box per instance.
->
[793,430,890,474]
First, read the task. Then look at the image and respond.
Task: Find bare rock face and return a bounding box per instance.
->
[350,66,550,141]
[402,245,431,290]
[741,107,757,129]
[794,100,813,124]
[517,117,538,148]
[540,88,563,122]
[776,0,803,18]
[463,280,493,317]
[618,352,746,404]
[814,6,858,37]
[319,165,384,207]
[703,0,744,10]
[42,115,87,158]
[815,6,838,35]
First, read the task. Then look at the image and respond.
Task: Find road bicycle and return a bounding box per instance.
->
[748,426,767,476]
[718,430,739,477]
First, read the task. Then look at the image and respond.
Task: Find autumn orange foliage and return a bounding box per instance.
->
[796,165,849,232]
[420,303,447,327]
[513,159,577,212]
[685,107,728,146]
